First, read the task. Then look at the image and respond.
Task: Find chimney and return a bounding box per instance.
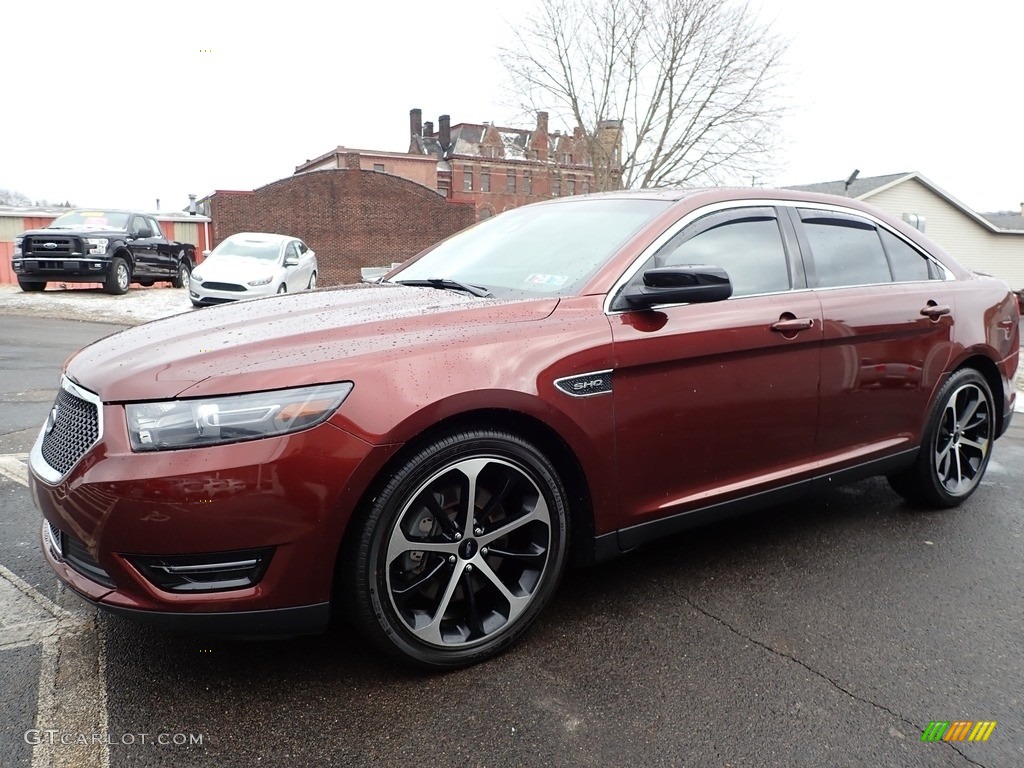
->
[424,121,434,137]
[410,107,422,137]
[344,152,361,170]
[537,111,549,135]
[1019,202,1024,216]
[188,193,197,215]
[439,114,451,152]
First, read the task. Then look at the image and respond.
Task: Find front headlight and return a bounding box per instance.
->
[191,272,204,284]
[125,382,353,451]
[247,275,274,286]
[13,236,23,255]
[86,238,109,255]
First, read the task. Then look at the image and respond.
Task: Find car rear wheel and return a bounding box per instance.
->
[345,429,570,669]
[277,284,287,295]
[104,256,131,295]
[173,259,191,289]
[888,368,994,508]
[307,271,317,290]
[17,278,46,292]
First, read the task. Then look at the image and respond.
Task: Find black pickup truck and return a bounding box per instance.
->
[12,209,196,295]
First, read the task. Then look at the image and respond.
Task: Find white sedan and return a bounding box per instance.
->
[189,232,318,306]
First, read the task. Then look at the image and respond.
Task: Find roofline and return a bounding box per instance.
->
[858,172,1023,235]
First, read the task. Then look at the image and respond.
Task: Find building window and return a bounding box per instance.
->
[373,163,385,172]
[507,170,516,193]
[567,176,576,195]
[552,178,561,197]
[582,178,590,194]
[523,170,532,195]
[562,153,571,164]
[481,168,491,193]
[463,167,473,192]
[438,179,450,198]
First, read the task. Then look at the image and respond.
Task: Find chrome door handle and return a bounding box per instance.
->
[770,317,814,332]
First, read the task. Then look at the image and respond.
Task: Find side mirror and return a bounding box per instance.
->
[284,257,299,267]
[617,266,732,309]
[135,227,153,239]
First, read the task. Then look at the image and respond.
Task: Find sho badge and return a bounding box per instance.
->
[554,370,613,398]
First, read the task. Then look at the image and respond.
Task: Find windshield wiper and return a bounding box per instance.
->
[394,278,493,298]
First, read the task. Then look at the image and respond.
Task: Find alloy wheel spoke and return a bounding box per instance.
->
[409,561,465,645]
[473,558,532,619]
[478,495,549,547]
[386,529,458,566]
[390,557,449,596]
[461,570,485,637]
[485,541,546,559]
[422,492,459,539]
[959,436,988,456]
[457,458,490,537]
[477,473,516,528]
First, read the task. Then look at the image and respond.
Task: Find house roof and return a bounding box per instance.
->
[980,211,1024,231]
[786,172,912,198]
[787,171,1023,235]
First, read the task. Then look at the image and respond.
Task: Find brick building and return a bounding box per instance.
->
[204,165,475,286]
[408,108,623,220]
[295,108,624,222]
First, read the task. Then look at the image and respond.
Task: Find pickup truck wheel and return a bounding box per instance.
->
[104,256,131,295]
[173,260,191,289]
[17,278,47,292]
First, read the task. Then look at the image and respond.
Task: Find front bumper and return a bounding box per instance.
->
[30,394,397,634]
[189,279,277,305]
[14,256,111,281]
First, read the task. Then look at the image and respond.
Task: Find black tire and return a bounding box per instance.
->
[344,429,570,669]
[887,368,995,508]
[173,258,191,289]
[104,256,131,295]
[17,278,46,292]
[277,284,287,295]
[307,271,317,290]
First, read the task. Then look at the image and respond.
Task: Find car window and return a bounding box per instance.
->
[130,216,149,236]
[286,242,299,261]
[879,229,939,282]
[649,208,791,297]
[799,209,891,288]
[148,218,164,239]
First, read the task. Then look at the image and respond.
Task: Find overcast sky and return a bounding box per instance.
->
[2,0,1020,214]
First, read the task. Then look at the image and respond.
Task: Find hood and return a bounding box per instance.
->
[65,284,558,402]
[23,226,127,237]
[193,256,279,282]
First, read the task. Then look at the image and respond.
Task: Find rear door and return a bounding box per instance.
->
[609,205,822,536]
[788,207,954,463]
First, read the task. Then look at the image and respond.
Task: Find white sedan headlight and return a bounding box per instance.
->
[125,383,353,451]
[247,275,274,286]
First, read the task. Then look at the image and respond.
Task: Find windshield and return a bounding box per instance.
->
[209,238,282,261]
[49,210,130,230]
[392,198,671,298]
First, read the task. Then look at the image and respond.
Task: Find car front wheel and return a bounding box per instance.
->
[345,429,570,669]
[888,368,995,508]
[104,256,131,295]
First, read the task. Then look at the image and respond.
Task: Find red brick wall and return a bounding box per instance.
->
[209,170,476,286]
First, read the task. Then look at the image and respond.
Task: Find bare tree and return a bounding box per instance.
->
[0,188,32,206]
[500,0,787,191]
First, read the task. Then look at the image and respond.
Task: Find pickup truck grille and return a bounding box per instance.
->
[24,235,82,256]
[40,384,101,476]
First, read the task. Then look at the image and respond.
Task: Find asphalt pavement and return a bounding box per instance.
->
[1,314,1022,768]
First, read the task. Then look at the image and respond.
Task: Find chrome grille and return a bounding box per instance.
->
[25,236,79,256]
[40,384,100,475]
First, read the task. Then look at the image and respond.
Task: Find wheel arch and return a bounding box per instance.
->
[954,354,1006,436]
[333,407,598,603]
